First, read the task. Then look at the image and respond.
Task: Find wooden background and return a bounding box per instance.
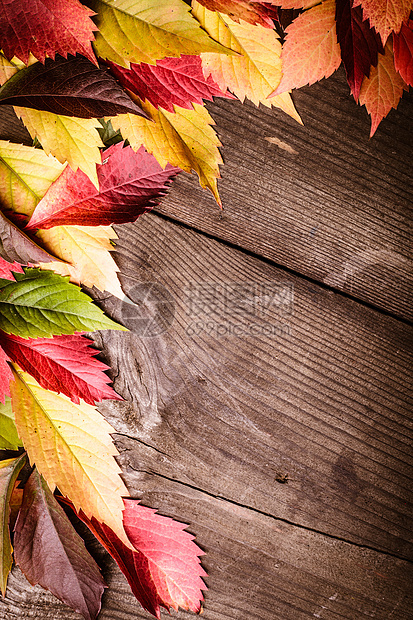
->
[1,68,412,620]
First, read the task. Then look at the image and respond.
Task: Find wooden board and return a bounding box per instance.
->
[2,478,413,620]
[154,69,413,321]
[84,213,413,564]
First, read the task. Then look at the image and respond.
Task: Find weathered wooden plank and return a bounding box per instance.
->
[2,480,412,620]
[154,69,413,320]
[86,213,413,560]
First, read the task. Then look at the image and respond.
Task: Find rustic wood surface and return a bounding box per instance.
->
[156,69,413,322]
[1,70,412,620]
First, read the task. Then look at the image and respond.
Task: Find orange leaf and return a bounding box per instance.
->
[273,0,341,95]
[352,0,413,44]
[359,40,407,136]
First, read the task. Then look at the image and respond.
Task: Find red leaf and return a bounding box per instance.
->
[0,0,97,65]
[0,345,12,403]
[190,0,276,28]
[352,0,412,44]
[106,55,234,113]
[61,498,207,619]
[14,469,106,620]
[27,142,180,229]
[0,331,121,405]
[0,256,24,281]
[0,55,147,119]
[335,0,384,99]
[393,20,413,86]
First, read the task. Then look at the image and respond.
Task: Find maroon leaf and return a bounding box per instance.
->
[0,256,24,281]
[106,55,235,113]
[335,0,384,99]
[0,331,122,405]
[0,0,98,65]
[0,209,60,264]
[0,345,13,403]
[393,20,413,86]
[0,55,147,119]
[60,498,207,620]
[27,142,180,229]
[14,469,106,620]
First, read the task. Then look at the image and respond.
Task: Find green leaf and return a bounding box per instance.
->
[0,268,127,338]
[0,453,26,596]
[0,397,22,450]
[90,0,234,68]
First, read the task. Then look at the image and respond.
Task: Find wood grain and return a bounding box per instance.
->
[154,69,413,321]
[87,213,413,562]
[2,479,412,620]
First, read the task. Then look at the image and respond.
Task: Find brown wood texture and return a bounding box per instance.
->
[155,69,413,321]
[1,71,412,620]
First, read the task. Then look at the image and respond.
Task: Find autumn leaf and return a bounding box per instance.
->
[0,257,23,281]
[123,499,207,614]
[0,398,22,449]
[112,101,223,204]
[62,498,207,619]
[14,108,103,189]
[0,53,18,86]
[0,348,13,405]
[393,20,413,86]
[359,39,406,136]
[0,454,26,596]
[352,0,412,44]
[14,468,105,620]
[89,0,234,68]
[272,0,342,95]
[193,0,276,28]
[36,225,124,299]
[0,268,127,338]
[0,332,121,405]
[0,55,147,119]
[270,0,319,7]
[10,368,131,547]
[335,0,384,100]
[106,55,234,113]
[192,1,302,121]
[27,142,180,228]
[0,0,97,65]
[0,209,60,265]
[0,140,64,217]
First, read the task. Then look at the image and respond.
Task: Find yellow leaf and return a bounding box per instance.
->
[0,140,64,216]
[14,108,103,188]
[112,100,223,204]
[36,225,124,299]
[10,368,131,548]
[91,0,233,68]
[0,53,18,86]
[191,0,302,122]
